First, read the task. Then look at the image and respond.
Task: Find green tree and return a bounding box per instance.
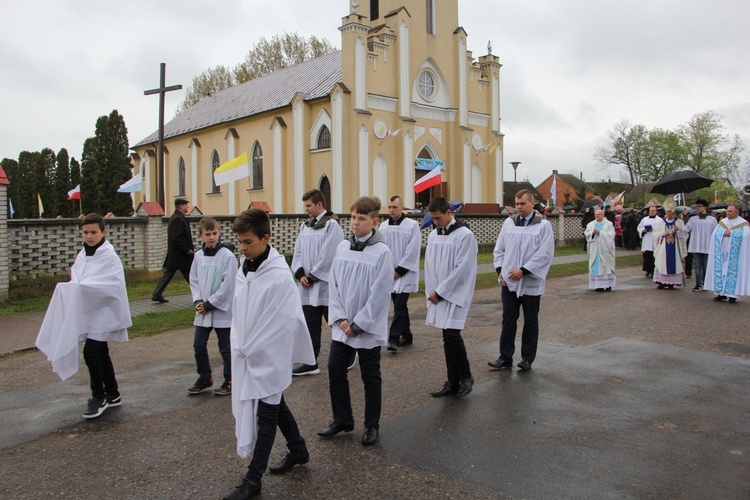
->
[70,157,81,189]
[27,150,52,217]
[594,120,647,185]
[640,128,683,181]
[177,33,336,113]
[52,148,72,217]
[678,110,744,179]
[80,110,134,216]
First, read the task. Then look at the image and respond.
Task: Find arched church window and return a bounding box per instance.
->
[317,125,331,150]
[210,150,221,194]
[252,142,264,190]
[177,157,185,196]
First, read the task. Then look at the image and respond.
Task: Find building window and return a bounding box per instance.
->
[210,150,221,194]
[177,157,185,196]
[370,0,379,21]
[426,0,435,34]
[317,125,331,149]
[252,142,263,190]
[417,69,437,100]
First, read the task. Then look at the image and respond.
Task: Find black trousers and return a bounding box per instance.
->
[499,286,541,364]
[302,305,328,361]
[193,326,231,383]
[245,396,306,483]
[83,339,119,399]
[152,267,190,299]
[442,329,472,385]
[642,251,655,275]
[328,340,381,429]
[388,292,412,343]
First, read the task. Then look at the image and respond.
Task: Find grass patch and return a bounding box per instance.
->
[129,309,195,338]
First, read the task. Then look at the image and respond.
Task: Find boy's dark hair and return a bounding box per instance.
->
[427,197,450,214]
[389,195,402,203]
[515,189,534,202]
[350,196,381,217]
[199,216,219,233]
[232,208,271,238]
[81,213,105,230]
[302,188,326,206]
[695,199,708,206]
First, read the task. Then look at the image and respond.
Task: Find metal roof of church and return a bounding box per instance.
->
[134,50,343,148]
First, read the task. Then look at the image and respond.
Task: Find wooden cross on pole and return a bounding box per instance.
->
[144,63,182,209]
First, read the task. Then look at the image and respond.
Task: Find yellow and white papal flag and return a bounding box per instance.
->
[213,151,250,185]
[37,193,44,217]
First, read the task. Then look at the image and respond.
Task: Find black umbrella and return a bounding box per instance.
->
[581,198,603,210]
[651,170,714,195]
[709,202,729,210]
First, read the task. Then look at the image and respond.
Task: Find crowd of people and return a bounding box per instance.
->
[33,189,748,499]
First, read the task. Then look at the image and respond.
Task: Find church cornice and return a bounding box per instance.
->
[384,6,411,19]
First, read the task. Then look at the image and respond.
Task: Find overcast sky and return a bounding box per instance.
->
[2,0,749,186]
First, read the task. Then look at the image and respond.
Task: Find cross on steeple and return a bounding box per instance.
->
[144,63,182,209]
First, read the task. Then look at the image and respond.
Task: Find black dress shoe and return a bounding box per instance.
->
[398,336,413,346]
[268,450,309,474]
[714,295,727,302]
[517,360,532,371]
[456,377,474,398]
[728,297,737,303]
[362,427,379,446]
[151,296,169,303]
[387,341,398,352]
[430,381,458,397]
[223,477,261,500]
[488,357,513,370]
[317,422,354,437]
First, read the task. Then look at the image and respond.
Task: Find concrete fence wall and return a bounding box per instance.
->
[0,205,585,299]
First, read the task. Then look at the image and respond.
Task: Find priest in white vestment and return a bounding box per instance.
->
[705,204,750,303]
[652,203,687,289]
[637,206,662,278]
[585,209,616,291]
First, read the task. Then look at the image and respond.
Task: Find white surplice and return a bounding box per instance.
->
[424,224,478,330]
[35,240,131,381]
[328,234,393,348]
[684,214,718,254]
[585,218,617,289]
[231,246,315,458]
[637,215,662,252]
[493,216,555,297]
[652,217,687,284]
[705,216,750,297]
[290,216,344,306]
[379,216,421,293]
[189,245,238,328]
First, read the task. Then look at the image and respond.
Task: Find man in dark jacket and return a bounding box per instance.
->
[152,198,194,303]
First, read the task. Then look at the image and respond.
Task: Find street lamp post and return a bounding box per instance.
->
[510,162,522,197]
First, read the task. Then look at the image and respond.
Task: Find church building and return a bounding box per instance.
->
[132,0,505,214]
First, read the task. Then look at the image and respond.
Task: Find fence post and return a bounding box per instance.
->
[0,175,9,302]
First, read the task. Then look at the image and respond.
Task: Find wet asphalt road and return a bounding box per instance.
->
[1,266,748,499]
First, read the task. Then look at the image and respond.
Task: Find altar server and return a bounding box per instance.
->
[36,213,131,419]
[637,206,662,278]
[291,188,344,376]
[317,196,393,446]
[224,208,315,500]
[424,197,478,398]
[379,195,422,351]
[489,190,554,372]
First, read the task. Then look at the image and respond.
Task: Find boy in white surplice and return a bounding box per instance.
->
[317,196,393,447]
